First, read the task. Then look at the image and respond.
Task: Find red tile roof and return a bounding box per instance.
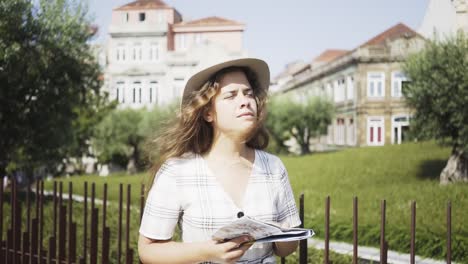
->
[174,16,244,27]
[360,23,422,48]
[114,0,171,11]
[313,49,349,63]
[312,23,422,65]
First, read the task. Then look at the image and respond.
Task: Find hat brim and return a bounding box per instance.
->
[181,58,270,107]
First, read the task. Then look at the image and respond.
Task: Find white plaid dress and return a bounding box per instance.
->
[139,149,301,263]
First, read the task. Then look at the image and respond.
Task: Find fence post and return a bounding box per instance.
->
[380,200,387,264]
[0,175,3,262]
[102,183,109,264]
[324,196,330,264]
[118,183,123,264]
[299,193,307,264]
[40,181,45,264]
[353,196,358,264]
[125,184,131,264]
[410,201,416,264]
[447,201,451,264]
[90,183,98,264]
[83,181,88,264]
[12,178,17,264]
[58,182,66,263]
[68,182,74,264]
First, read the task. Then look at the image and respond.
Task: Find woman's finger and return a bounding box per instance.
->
[222,236,251,251]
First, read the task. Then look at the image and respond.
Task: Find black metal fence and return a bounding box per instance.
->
[0,179,454,263]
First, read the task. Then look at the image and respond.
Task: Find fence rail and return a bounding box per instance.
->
[0,179,454,263]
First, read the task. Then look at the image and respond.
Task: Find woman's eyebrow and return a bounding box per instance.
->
[221,86,252,94]
[221,89,237,95]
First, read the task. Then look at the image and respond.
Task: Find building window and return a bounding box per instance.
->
[334,78,345,102]
[123,13,129,23]
[133,81,141,104]
[195,33,203,45]
[326,83,333,99]
[176,34,187,50]
[327,125,333,145]
[333,81,339,102]
[367,117,385,146]
[367,72,385,98]
[139,87,142,103]
[139,13,146,22]
[347,118,355,145]
[173,77,185,97]
[334,118,345,145]
[346,76,354,100]
[391,71,407,97]
[149,81,158,104]
[116,81,125,103]
[149,43,159,61]
[156,11,166,24]
[116,45,126,61]
[132,44,142,61]
[391,115,410,144]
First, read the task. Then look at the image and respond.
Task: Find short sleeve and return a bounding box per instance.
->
[276,160,302,228]
[139,161,181,240]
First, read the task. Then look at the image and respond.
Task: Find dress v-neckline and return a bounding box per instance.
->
[200,149,257,210]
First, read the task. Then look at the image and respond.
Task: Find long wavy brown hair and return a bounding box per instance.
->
[145,66,269,188]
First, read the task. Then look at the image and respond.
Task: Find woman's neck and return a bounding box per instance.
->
[206,133,252,162]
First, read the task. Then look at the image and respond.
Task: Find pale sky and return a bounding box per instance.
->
[87,0,429,77]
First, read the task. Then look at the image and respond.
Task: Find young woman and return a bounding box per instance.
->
[138,58,301,263]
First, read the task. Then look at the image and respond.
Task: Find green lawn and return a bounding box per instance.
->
[42,141,468,262]
[43,172,148,206]
[284,141,467,262]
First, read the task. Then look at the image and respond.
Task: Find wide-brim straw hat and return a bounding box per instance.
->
[181,58,270,108]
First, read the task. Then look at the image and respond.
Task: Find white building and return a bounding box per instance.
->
[419,0,467,39]
[102,0,248,109]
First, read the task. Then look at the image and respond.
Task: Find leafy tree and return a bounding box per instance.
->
[403,32,468,184]
[93,109,144,174]
[267,95,334,155]
[92,102,178,174]
[0,0,111,178]
[139,101,179,163]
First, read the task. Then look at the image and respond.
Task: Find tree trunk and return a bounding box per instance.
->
[126,144,139,174]
[127,158,136,174]
[300,143,310,155]
[440,147,468,184]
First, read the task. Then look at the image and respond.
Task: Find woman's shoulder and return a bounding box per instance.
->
[155,152,199,179]
[255,149,286,173]
[163,152,198,168]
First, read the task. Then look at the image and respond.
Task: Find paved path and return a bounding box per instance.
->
[308,238,451,264]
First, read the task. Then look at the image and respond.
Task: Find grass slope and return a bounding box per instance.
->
[284,141,467,262]
[42,141,468,262]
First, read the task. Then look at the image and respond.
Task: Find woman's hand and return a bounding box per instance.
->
[273,221,299,257]
[203,235,254,264]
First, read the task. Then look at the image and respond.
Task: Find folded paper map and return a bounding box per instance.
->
[212,216,314,243]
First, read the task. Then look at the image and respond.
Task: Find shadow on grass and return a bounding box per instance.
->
[416,159,447,180]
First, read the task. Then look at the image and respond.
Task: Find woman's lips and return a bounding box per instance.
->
[237,112,254,117]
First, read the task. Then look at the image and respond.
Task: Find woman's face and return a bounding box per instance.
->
[205,70,258,139]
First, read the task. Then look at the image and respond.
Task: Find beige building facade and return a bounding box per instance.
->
[273,0,466,149]
[275,23,426,148]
